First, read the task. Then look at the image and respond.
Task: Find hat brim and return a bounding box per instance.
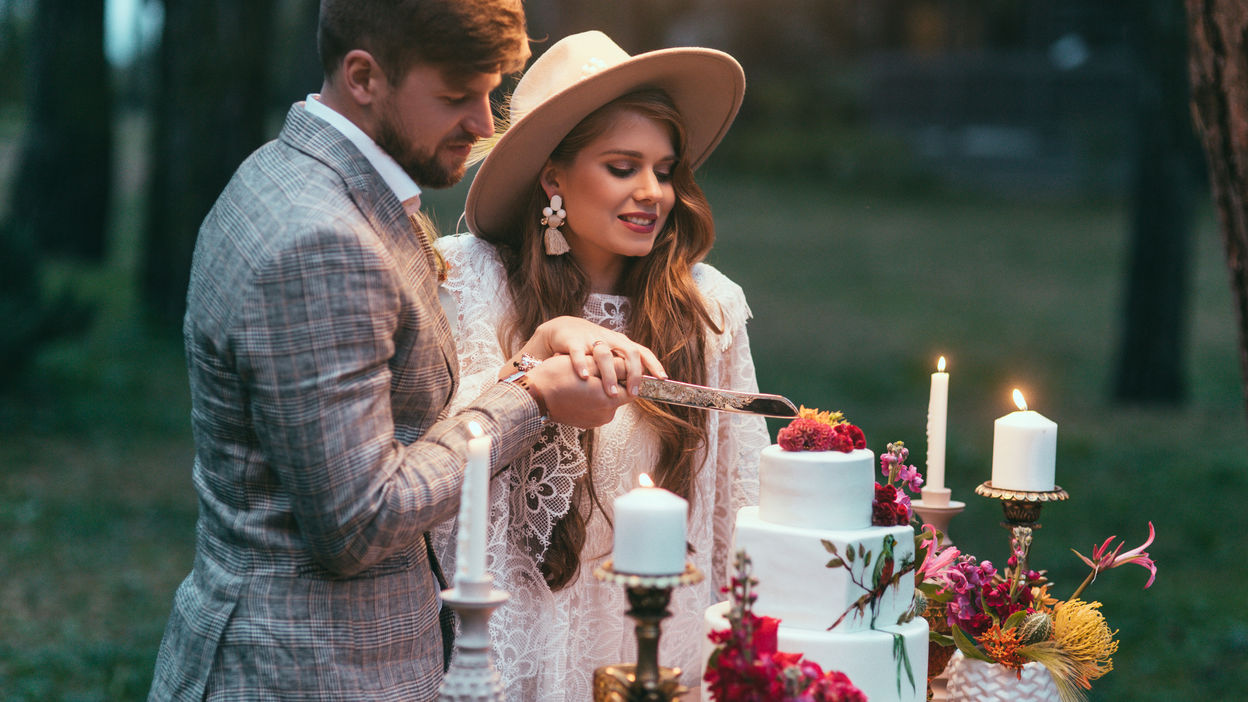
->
[465,47,745,243]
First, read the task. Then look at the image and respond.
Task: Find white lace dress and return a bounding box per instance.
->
[433,234,768,702]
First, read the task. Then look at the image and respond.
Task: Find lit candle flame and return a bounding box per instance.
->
[638,473,654,488]
[1013,389,1028,411]
[937,356,947,372]
[467,420,483,438]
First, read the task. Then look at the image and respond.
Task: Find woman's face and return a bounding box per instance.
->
[542,109,677,290]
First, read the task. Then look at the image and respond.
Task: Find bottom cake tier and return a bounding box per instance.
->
[703,600,929,702]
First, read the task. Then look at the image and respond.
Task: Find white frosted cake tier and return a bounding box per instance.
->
[704,600,929,702]
[734,506,916,633]
[758,446,875,530]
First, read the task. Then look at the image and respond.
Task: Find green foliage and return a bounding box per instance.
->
[0,2,29,108]
[0,218,94,389]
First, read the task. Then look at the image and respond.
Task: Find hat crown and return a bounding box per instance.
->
[510,31,631,125]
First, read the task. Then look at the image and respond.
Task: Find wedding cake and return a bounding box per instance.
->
[704,411,929,702]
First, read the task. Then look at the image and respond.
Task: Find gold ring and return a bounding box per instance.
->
[591,340,605,349]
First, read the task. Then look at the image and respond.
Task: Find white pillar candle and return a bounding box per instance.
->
[455,421,491,584]
[926,356,949,492]
[612,474,688,575]
[990,390,1057,492]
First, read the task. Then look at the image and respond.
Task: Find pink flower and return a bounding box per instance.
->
[1070,521,1156,598]
[917,524,961,581]
[898,463,924,493]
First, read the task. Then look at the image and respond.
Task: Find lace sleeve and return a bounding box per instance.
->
[437,234,511,413]
[696,264,769,590]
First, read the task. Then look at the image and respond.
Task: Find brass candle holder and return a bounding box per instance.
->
[591,561,704,702]
[974,481,1069,528]
[974,481,1069,592]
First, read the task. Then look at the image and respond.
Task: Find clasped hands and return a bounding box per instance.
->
[500,316,667,429]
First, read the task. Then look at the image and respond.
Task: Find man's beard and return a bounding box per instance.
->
[374,108,473,189]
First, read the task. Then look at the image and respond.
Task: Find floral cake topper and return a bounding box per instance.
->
[777,406,866,452]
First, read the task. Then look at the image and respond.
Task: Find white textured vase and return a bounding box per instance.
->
[943,651,1060,702]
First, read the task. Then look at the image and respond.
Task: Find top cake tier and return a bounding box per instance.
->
[758,445,875,530]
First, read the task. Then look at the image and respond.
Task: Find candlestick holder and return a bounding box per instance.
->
[438,578,509,702]
[912,487,966,546]
[974,481,1069,596]
[591,561,704,702]
[974,481,1069,529]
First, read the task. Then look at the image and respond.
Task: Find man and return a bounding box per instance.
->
[148,2,661,699]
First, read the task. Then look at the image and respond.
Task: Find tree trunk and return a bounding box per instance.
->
[1114,0,1203,404]
[140,1,276,329]
[1187,0,1248,422]
[10,0,112,260]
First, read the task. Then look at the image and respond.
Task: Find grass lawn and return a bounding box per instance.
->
[1,166,1244,699]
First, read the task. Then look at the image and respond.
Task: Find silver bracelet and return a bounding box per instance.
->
[513,353,542,372]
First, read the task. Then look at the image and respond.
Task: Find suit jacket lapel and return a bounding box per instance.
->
[278,104,460,396]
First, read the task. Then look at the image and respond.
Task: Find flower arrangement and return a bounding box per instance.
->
[705,550,867,702]
[874,441,923,527]
[777,406,866,452]
[919,517,1157,702]
[858,441,1157,702]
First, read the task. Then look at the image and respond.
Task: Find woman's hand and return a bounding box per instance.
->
[508,316,667,397]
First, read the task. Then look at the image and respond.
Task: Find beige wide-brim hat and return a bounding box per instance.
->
[465,30,745,242]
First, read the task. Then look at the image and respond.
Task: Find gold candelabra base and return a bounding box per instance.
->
[974,481,1069,529]
[974,481,1070,601]
[591,561,704,702]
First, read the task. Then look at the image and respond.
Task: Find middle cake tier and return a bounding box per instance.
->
[733,506,917,633]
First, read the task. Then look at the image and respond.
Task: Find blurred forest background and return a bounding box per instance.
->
[1,0,1246,699]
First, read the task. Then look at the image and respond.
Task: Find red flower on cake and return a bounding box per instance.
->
[872,483,910,526]
[839,422,866,449]
[777,418,836,451]
[777,408,864,453]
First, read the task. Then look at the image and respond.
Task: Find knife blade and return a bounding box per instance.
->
[637,376,799,418]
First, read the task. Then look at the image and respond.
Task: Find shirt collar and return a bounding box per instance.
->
[304,93,421,205]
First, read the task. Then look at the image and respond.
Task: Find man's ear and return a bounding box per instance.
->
[539,162,561,199]
[341,49,383,106]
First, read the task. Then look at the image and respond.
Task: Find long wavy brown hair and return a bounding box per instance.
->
[489,89,722,589]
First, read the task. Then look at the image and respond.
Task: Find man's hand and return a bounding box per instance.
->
[522,354,632,429]
[508,316,666,398]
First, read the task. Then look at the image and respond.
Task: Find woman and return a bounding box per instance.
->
[435,31,769,700]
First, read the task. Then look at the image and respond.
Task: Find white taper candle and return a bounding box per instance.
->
[455,421,491,583]
[926,356,949,491]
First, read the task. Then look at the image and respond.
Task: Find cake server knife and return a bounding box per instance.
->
[637,376,799,417]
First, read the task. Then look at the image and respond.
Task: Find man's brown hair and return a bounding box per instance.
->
[318,0,529,83]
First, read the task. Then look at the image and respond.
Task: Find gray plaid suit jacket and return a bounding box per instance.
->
[148,103,545,701]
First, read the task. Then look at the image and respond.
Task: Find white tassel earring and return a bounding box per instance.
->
[542,194,570,255]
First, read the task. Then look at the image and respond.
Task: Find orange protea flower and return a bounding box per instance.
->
[980,623,1028,672]
[797,406,845,427]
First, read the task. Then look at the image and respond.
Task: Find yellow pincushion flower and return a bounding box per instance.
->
[1052,599,1118,688]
